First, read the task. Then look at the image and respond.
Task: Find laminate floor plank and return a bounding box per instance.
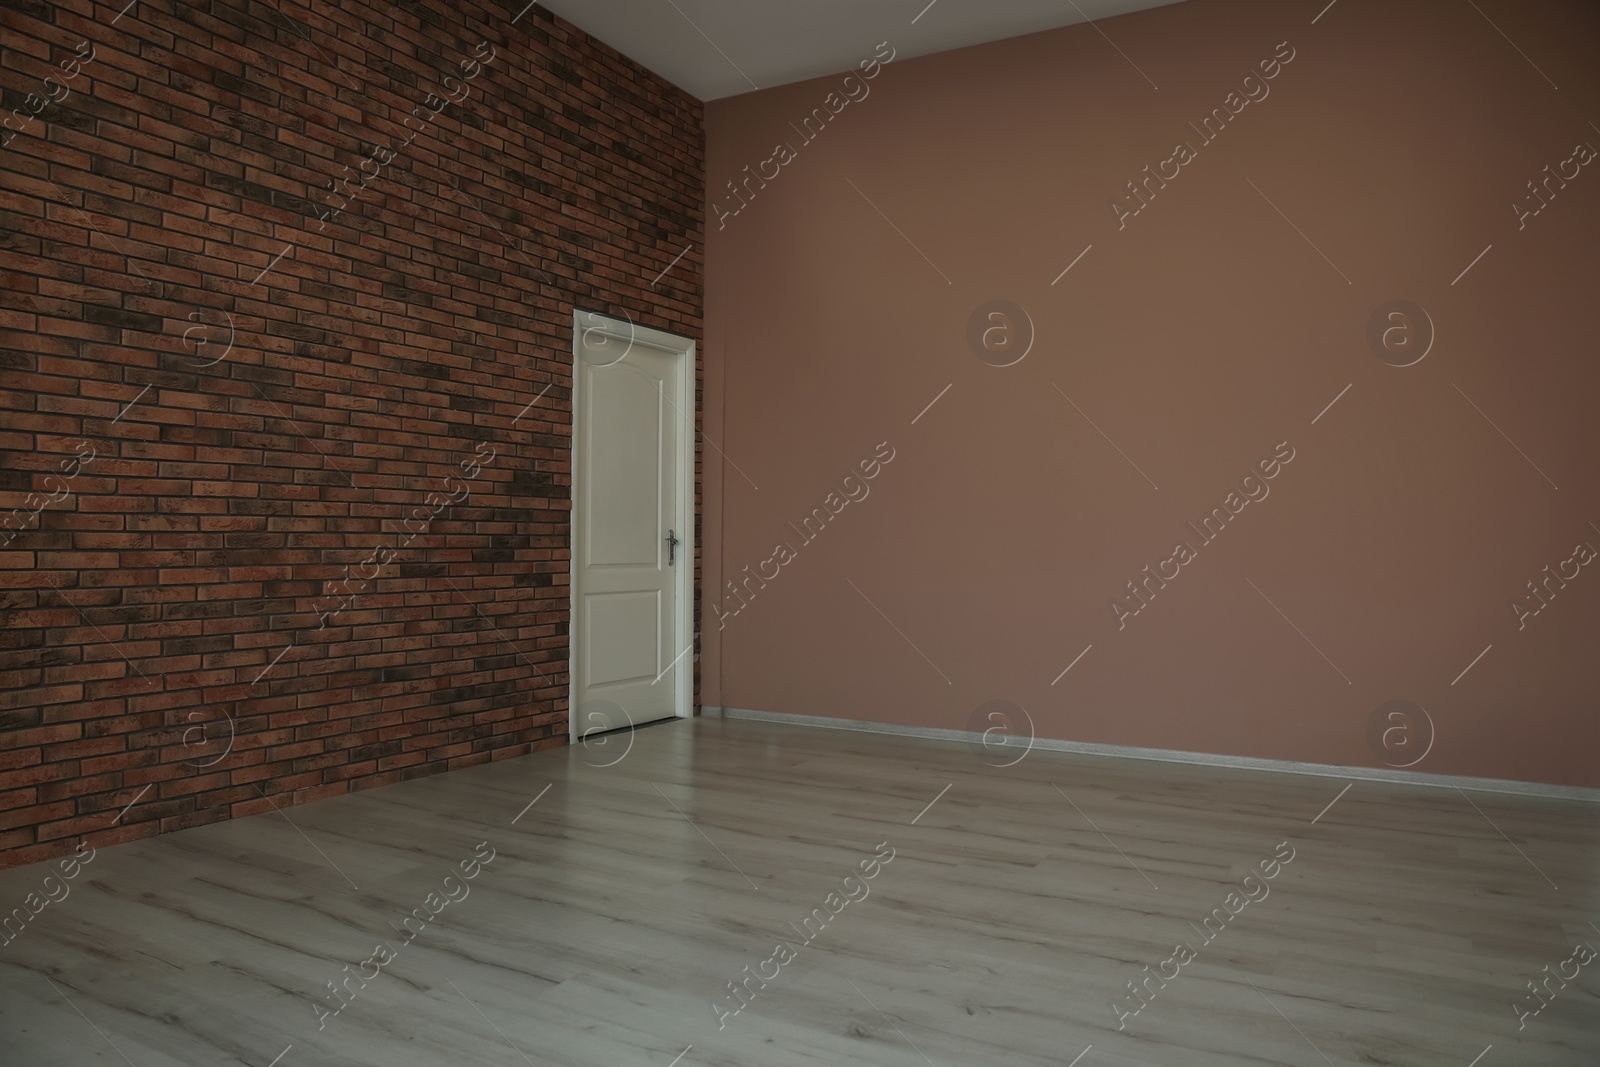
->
[1,715,1595,1066]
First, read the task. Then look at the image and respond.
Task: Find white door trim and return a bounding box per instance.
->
[568,310,696,743]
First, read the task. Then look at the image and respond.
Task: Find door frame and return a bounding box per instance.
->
[568,309,697,743]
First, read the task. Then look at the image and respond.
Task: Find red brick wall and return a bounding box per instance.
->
[0,0,704,867]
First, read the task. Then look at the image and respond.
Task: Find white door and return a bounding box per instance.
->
[570,312,694,739]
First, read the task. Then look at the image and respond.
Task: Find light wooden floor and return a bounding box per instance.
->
[1,716,1596,1067]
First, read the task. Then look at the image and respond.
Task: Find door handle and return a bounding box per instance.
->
[665,529,679,566]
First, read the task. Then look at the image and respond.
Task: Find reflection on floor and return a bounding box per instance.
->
[1,716,1596,1066]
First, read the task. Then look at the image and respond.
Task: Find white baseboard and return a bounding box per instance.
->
[720,706,1600,804]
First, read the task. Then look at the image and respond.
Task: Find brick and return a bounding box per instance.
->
[0,0,703,870]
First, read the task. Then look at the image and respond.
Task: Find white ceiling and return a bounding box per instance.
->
[539,0,1190,101]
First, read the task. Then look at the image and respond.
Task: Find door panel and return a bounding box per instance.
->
[585,367,664,566]
[573,327,684,731]
[585,590,661,685]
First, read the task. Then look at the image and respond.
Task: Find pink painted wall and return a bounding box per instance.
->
[700,0,1600,787]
